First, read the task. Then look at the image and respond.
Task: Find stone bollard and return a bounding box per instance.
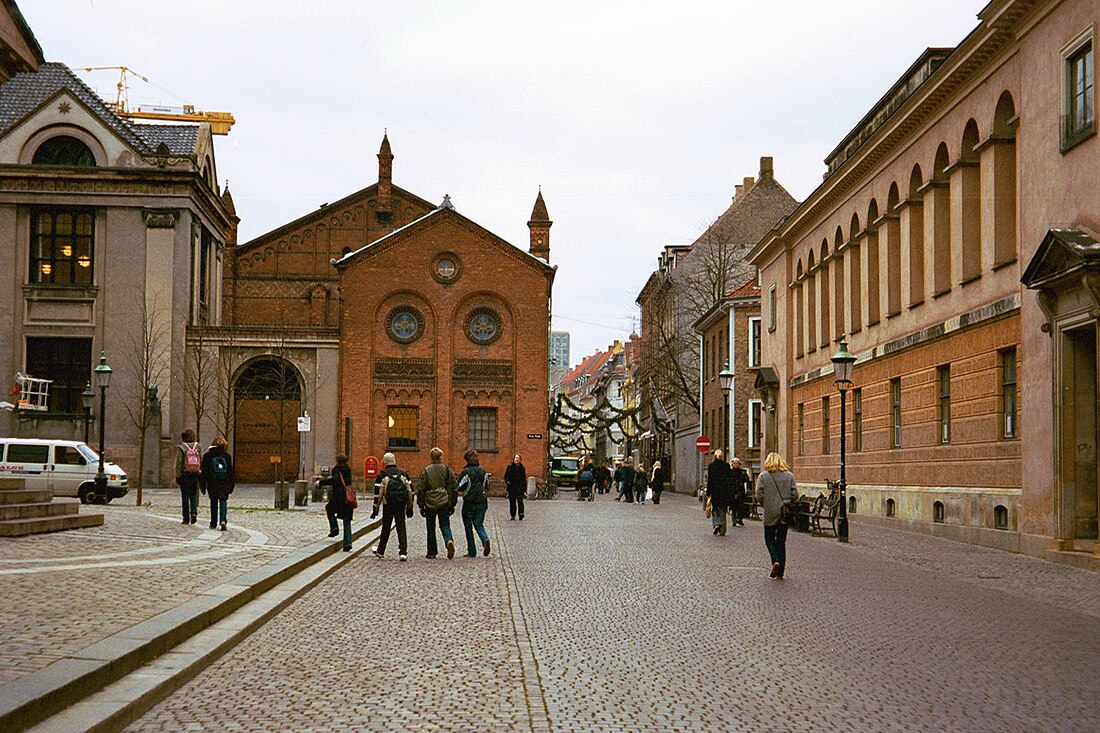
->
[274,481,290,510]
[311,477,325,503]
[527,475,537,499]
[294,480,309,506]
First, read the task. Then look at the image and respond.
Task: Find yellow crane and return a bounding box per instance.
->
[83,66,235,135]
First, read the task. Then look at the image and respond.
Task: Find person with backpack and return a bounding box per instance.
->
[415,447,458,559]
[458,449,490,557]
[372,452,413,561]
[175,429,202,525]
[324,454,355,552]
[200,437,235,531]
[503,453,526,521]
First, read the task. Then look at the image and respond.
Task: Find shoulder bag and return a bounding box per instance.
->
[339,472,357,509]
[765,472,793,526]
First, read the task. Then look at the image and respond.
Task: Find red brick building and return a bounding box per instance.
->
[218,135,554,482]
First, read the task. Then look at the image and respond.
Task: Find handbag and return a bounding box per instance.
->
[339,472,357,509]
[704,495,713,519]
[765,472,792,526]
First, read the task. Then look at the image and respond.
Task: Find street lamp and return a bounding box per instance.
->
[718,363,734,394]
[831,340,855,543]
[93,352,112,504]
[81,382,94,445]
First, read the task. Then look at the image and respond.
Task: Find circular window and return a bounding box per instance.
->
[431,252,461,284]
[466,308,501,345]
[386,307,423,344]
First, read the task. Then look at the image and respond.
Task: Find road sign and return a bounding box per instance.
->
[696,436,711,453]
[363,455,380,479]
[527,433,543,440]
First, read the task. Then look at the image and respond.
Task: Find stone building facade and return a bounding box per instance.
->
[749,0,1099,567]
[636,158,797,492]
[220,135,554,482]
[694,277,764,476]
[0,55,234,488]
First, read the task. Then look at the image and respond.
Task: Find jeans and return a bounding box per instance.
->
[209,498,227,527]
[179,477,199,520]
[711,502,728,533]
[424,509,453,556]
[377,502,408,556]
[461,501,489,555]
[764,523,789,573]
[508,493,525,519]
[327,512,352,549]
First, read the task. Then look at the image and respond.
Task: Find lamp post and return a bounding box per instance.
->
[93,352,112,504]
[831,340,855,543]
[81,382,94,445]
[718,362,733,455]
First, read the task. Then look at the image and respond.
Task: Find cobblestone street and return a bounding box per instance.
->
[122,492,1100,733]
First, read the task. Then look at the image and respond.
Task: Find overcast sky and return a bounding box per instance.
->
[26,0,987,367]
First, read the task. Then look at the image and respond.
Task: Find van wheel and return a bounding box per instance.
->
[78,484,94,504]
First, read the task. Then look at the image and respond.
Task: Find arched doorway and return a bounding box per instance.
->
[233,357,302,483]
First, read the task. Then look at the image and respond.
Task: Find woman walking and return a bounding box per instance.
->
[755,452,796,579]
[200,437,235,531]
[458,449,491,557]
[504,454,526,521]
[706,450,732,535]
[650,460,665,505]
[325,454,355,551]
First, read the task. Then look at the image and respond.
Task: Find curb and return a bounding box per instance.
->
[0,517,382,733]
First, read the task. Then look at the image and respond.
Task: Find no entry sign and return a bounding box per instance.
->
[696,436,711,453]
[363,455,380,479]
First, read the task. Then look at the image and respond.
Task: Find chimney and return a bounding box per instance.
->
[743,176,755,191]
[759,156,774,180]
[734,183,744,201]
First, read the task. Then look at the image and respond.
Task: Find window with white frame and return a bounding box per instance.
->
[748,317,761,368]
[1062,29,1095,151]
[748,399,762,448]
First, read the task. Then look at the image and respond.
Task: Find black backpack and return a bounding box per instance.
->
[385,471,408,502]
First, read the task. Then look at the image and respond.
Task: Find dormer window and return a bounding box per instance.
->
[32,136,96,167]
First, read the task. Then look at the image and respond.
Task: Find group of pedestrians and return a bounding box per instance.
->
[323,448,509,561]
[174,429,236,531]
[704,450,751,535]
[607,458,665,504]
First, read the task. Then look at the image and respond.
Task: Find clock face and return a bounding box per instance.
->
[466,308,501,345]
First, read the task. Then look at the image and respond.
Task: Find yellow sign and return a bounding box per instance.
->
[269,455,281,464]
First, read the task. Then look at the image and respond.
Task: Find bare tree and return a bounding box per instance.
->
[183,326,218,444]
[119,292,171,505]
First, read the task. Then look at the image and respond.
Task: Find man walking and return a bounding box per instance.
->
[613,461,623,500]
[504,454,527,521]
[415,448,458,559]
[372,452,413,561]
[619,459,636,503]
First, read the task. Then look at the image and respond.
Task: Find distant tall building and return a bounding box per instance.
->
[549,331,570,385]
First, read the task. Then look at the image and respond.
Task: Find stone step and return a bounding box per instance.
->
[0,501,79,521]
[0,489,53,505]
[0,513,103,537]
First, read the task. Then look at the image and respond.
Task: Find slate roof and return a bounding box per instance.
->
[0,62,198,156]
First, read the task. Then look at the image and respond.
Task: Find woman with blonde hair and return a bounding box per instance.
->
[755,452,796,579]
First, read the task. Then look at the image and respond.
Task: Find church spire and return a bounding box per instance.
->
[528,188,551,261]
[377,131,393,211]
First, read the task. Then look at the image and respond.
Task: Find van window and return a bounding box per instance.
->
[54,445,87,465]
[8,444,49,463]
[77,444,99,463]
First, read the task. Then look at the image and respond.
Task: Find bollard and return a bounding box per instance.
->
[527,475,537,500]
[274,481,290,510]
[311,476,325,503]
[294,479,309,506]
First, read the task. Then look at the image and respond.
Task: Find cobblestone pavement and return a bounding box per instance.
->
[126,492,1100,733]
[0,485,339,686]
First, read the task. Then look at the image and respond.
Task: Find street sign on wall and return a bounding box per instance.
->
[696,436,711,453]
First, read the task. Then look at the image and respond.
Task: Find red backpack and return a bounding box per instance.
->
[182,443,202,474]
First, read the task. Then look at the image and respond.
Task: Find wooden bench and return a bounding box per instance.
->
[809,488,841,537]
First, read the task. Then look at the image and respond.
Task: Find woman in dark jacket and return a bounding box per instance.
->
[707,450,733,535]
[200,437,235,531]
[504,454,526,521]
[325,454,355,551]
[650,460,665,505]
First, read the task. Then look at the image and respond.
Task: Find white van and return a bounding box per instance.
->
[0,438,128,503]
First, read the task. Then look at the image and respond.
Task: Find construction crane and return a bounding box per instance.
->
[83,66,235,135]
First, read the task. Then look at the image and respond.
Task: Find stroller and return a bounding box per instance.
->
[577,467,595,501]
